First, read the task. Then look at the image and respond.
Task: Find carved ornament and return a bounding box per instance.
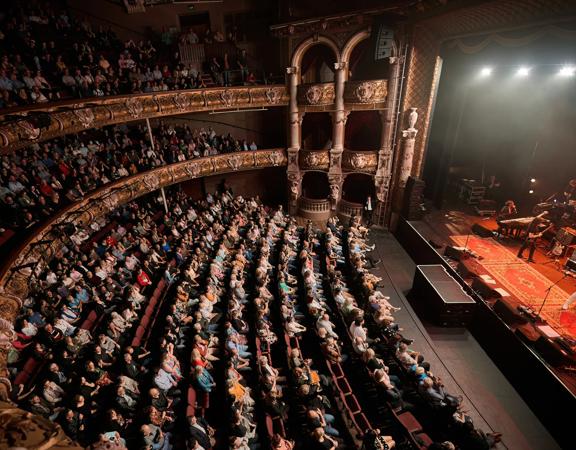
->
[344,79,388,105]
[299,150,330,170]
[342,150,378,173]
[74,108,95,128]
[297,83,335,106]
[125,97,144,118]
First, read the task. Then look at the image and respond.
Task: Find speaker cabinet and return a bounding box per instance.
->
[472,223,494,238]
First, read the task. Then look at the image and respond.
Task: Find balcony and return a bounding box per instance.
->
[0,85,289,154]
[296,82,335,110]
[343,79,388,109]
[0,149,287,300]
[338,198,364,219]
[298,149,330,170]
[298,196,331,221]
[341,150,378,173]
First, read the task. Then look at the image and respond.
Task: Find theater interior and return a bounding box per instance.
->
[1,1,576,449]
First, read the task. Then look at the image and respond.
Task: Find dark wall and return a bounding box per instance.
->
[180,167,287,207]
[424,32,576,213]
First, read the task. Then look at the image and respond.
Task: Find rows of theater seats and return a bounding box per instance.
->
[0,0,261,109]
[7,185,501,449]
[0,122,257,246]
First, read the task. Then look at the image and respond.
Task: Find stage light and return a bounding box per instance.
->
[480,67,493,77]
[529,189,534,194]
[559,66,576,77]
[517,67,531,76]
[530,178,536,183]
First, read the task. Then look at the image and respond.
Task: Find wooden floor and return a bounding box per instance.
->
[410,206,576,296]
[367,229,561,450]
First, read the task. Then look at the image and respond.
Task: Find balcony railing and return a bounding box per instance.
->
[341,149,378,173]
[338,198,364,218]
[298,149,330,170]
[0,85,289,154]
[0,149,287,301]
[296,82,335,107]
[298,196,332,220]
[343,79,387,106]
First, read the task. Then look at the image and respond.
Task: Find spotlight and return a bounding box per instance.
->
[529,190,534,194]
[530,178,536,183]
[517,67,530,76]
[559,66,575,77]
[480,67,493,77]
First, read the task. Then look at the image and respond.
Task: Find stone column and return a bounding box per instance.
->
[399,107,419,189]
[286,66,302,215]
[329,62,347,214]
[374,57,402,226]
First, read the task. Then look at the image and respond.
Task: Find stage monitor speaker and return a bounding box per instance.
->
[566,257,576,272]
[444,245,465,261]
[471,277,501,300]
[493,298,528,325]
[472,223,493,238]
[556,227,576,246]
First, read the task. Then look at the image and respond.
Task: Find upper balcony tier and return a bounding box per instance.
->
[296,79,388,110]
[0,85,289,154]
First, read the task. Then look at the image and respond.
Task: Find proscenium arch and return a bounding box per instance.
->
[341,30,371,81]
[291,35,341,78]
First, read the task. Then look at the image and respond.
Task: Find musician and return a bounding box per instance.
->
[496,200,518,236]
[563,179,576,203]
[562,290,576,310]
[517,213,551,263]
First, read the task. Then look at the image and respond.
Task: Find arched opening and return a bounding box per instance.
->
[302,112,333,150]
[300,43,337,84]
[345,111,381,150]
[348,39,390,81]
[301,171,330,199]
[342,173,375,204]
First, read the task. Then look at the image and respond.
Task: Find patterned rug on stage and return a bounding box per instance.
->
[451,235,573,336]
[450,235,519,264]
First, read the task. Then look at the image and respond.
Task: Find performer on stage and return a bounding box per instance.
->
[496,200,518,236]
[562,290,576,310]
[517,213,551,263]
[563,179,576,203]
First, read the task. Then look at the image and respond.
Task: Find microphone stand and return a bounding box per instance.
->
[538,273,569,316]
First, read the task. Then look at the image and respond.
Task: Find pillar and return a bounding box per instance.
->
[399,107,419,189]
[374,57,402,226]
[286,66,302,215]
[146,118,168,213]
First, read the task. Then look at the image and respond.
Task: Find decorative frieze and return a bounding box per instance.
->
[343,79,388,105]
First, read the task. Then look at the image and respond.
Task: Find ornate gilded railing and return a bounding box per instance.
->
[0,85,289,154]
[298,149,330,170]
[343,79,387,106]
[0,149,286,327]
[341,149,378,173]
[296,82,335,107]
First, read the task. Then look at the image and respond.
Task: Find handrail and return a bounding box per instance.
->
[0,149,287,295]
[0,85,289,154]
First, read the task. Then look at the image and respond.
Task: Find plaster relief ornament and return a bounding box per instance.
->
[220,90,233,107]
[305,85,323,104]
[125,97,144,118]
[354,81,376,103]
[17,120,41,140]
[74,108,95,128]
[269,151,283,166]
[227,155,242,171]
[0,317,15,351]
[143,173,160,191]
[265,88,279,104]
[185,163,201,178]
[290,181,299,203]
[349,153,367,170]
[173,92,191,111]
[304,152,320,167]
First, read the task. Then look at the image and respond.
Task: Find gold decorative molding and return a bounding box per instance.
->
[0,149,287,299]
[343,79,388,105]
[296,83,335,107]
[0,86,289,155]
[342,150,378,174]
[298,149,330,170]
[0,401,82,449]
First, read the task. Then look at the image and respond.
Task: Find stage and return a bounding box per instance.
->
[410,207,576,341]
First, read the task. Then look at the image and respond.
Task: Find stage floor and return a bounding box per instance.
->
[410,207,576,337]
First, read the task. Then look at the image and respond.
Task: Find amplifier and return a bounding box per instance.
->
[556,227,576,246]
